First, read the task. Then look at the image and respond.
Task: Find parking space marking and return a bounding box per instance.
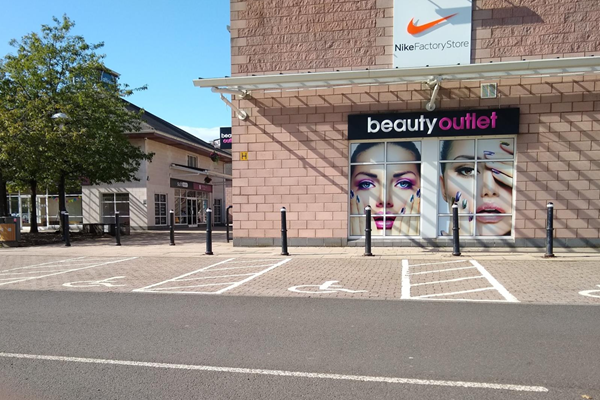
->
[0,352,548,392]
[0,257,138,287]
[401,259,519,303]
[133,258,291,295]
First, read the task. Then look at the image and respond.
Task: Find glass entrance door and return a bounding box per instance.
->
[187,198,198,227]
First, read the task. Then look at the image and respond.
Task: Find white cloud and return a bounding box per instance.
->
[177,126,220,143]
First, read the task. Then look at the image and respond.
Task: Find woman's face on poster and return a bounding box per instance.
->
[440,139,514,236]
[351,143,420,232]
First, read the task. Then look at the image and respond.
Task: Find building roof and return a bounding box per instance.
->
[124,101,231,160]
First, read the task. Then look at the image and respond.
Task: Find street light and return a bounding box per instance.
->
[51,112,70,231]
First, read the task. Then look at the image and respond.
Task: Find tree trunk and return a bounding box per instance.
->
[58,173,66,232]
[29,179,38,234]
[0,172,7,217]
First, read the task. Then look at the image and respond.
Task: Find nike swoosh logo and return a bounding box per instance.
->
[407,13,458,35]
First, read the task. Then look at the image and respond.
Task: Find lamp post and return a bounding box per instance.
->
[52,112,70,232]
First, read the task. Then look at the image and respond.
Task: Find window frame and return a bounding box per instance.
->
[348,136,517,240]
[187,154,199,168]
[101,193,130,224]
[154,193,168,226]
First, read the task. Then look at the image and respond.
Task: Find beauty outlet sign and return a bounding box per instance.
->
[348,108,520,140]
[394,0,473,68]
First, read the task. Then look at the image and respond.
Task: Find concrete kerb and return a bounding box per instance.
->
[1,236,600,261]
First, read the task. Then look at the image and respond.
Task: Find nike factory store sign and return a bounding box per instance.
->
[393,0,473,68]
[347,108,520,140]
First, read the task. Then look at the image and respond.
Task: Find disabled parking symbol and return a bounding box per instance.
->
[63,276,126,288]
[288,280,367,294]
[579,285,600,299]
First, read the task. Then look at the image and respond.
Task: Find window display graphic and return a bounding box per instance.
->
[438,138,514,237]
[350,142,421,237]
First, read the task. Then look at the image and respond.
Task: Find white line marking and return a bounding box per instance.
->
[470,260,519,303]
[410,276,484,287]
[149,282,237,291]
[132,258,236,292]
[0,258,138,287]
[408,266,477,276]
[208,265,278,272]
[0,257,87,273]
[416,287,495,299]
[406,260,468,268]
[215,258,291,294]
[176,273,255,282]
[219,259,281,264]
[0,352,548,393]
[401,260,411,299]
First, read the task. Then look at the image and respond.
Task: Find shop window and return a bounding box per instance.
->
[349,141,421,237]
[154,194,167,225]
[438,138,514,237]
[187,155,198,168]
[102,193,130,224]
[213,199,222,224]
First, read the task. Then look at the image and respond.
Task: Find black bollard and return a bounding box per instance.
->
[206,208,213,255]
[115,211,121,246]
[544,202,555,258]
[169,210,175,246]
[280,207,289,256]
[226,205,233,243]
[364,206,373,256]
[64,212,71,247]
[61,211,66,241]
[452,203,461,256]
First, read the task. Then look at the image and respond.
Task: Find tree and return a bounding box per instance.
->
[0,15,153,232]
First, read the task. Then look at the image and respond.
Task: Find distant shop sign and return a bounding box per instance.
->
[170,178,212,193]
[220,127,232,150]
[348,108,520,140]
[394,0,472,68]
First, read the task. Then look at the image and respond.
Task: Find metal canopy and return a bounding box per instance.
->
[193,57,600,91]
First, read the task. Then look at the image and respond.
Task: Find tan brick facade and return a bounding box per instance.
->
[231,0,600,75]
[228,0,600,247]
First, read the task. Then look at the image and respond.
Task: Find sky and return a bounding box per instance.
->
[0,0,232,142]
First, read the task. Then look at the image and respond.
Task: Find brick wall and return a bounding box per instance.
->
[231,76,600,243]
[231,0,600,75]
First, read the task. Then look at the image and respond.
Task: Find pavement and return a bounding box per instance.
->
[1,231,599,305]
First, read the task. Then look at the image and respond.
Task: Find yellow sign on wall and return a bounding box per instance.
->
[240,151,248,161]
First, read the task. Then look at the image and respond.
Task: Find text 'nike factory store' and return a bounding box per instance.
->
[195,0,600,248]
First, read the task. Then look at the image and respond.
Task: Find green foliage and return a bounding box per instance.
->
[0,15,153,191]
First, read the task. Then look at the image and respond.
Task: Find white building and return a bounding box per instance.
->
[82,103,232,230]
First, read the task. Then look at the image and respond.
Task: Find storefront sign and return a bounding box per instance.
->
[220,127,232,150]
[170,178,212,193]
[394,0,472,68]
[348,108,520,140]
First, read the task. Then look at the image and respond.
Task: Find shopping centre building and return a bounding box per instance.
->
[6,104,232,231]
[195,0,600,247]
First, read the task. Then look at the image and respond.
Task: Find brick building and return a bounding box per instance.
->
[195,0,600,247]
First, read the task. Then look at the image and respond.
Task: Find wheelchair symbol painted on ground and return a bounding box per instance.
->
[579,285,600,299]
[288,280,367,294]
[63,276,126,288]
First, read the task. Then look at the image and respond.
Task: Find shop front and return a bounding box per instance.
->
[193,0,600,248]
[348,108,519,241]
[171,179,212,227]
